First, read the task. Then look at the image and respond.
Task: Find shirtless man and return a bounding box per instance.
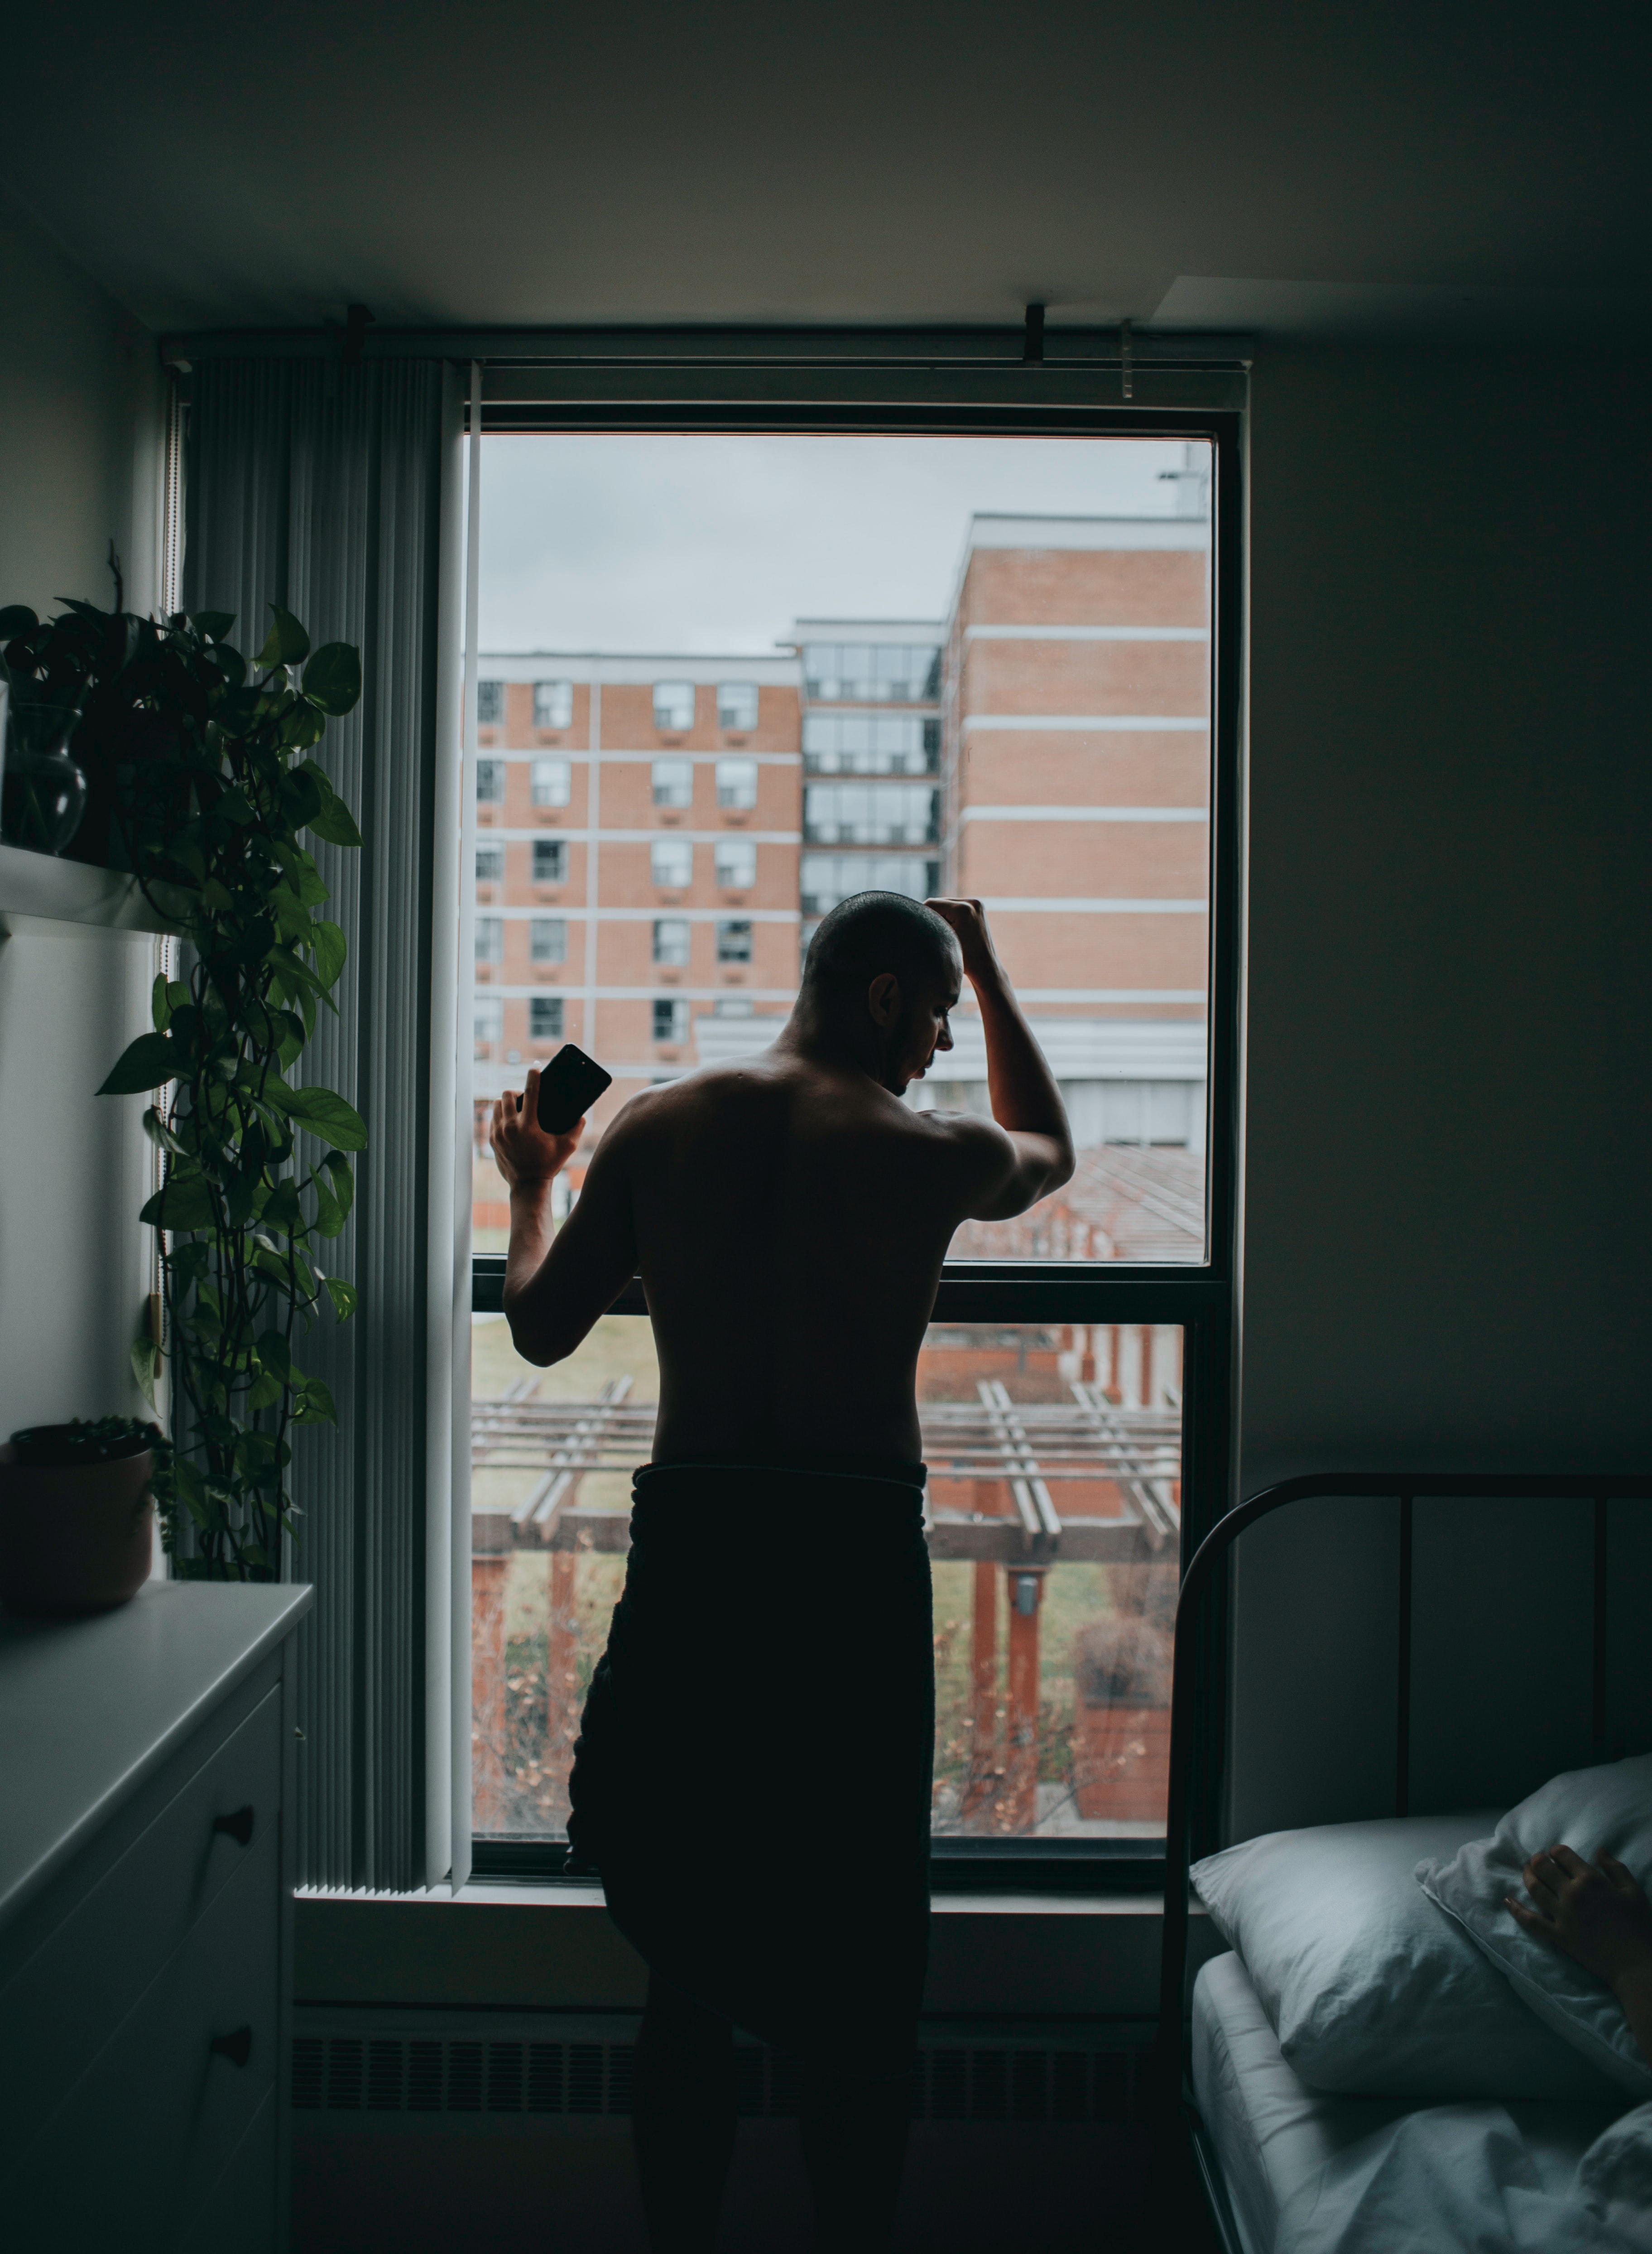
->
[490,891,1072,2253]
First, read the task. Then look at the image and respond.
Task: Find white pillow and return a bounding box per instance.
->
[1192,1811,1620,2099]
[1417,1753,1652,2097]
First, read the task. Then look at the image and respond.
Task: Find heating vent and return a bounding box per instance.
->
[291,2035,1139,2124]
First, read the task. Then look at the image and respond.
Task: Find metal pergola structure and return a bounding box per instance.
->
[470,1380,1181,1563]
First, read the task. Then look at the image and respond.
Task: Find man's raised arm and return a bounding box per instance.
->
[927,897,1075,1219]
[489,1069,638,1366]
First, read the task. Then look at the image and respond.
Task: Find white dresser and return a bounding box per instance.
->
[0,1581,312,2252]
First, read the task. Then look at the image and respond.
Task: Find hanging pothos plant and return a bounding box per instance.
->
[0,598,368,1580]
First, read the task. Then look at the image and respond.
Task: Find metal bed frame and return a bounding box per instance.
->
[1155,1470,1652,2254]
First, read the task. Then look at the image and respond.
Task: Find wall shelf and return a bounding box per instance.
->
[0,842,174,934]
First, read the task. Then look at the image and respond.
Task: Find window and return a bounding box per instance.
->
[653,918,691,966]
[473,995,502,1053]
[651,757,694,809]
[533,680,573,728]
[651,838,693,888]
[653,681,696,732]
[467,425,1234,1889]
[475,915,503,964]
[477,680,507,726]
[802,713,936,775]
[803,782,938,846]
[476,759,505,803]
[531,757,571,806]
[529,916,566,963]
[802,642,941,703]
[715,757,758,809]
[529,996,564,1046]
[717,681,759,730]
[475,843,504,885]
[799,852,939,915]
[533,839,567,885]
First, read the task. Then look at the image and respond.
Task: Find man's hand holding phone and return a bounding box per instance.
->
[490,1069,585,1193]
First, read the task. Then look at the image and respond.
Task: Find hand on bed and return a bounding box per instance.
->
[1507,1844,1652,1990]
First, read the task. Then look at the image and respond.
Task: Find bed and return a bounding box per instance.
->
[1157,1473,1652,2254]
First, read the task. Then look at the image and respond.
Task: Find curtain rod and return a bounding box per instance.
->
[160,323,1254,371]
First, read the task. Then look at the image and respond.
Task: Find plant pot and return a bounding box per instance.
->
[0,701,87,856]
[0,1445,154,1617]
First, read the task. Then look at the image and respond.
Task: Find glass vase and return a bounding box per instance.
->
[1,702,87,855]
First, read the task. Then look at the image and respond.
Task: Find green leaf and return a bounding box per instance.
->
[261,1179,305,1235]
[255,603,310,669]
[151,973,173,1031]
[0,604,39,636]
[191,610,236,643]
[139,1171,218,1232]
[245,1372,283,1412]
[256,1327,293,1382]
[141,1105,184,1157]
[131,1336,160,1412]
[310,1173,344,1238]
[99,1031,181,1095]
[273,1083,367,1152]
[322,1151,355,1220]
[301,641,362,716]
[322,1274,358,1323]
[292,1376,338,1426]
[310,920,347,990]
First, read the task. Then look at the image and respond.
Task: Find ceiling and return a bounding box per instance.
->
[5,0,1647,339]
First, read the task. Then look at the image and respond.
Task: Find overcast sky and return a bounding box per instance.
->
[479,434,1199,654]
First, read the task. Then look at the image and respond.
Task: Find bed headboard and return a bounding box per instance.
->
[1158,1472,1652,2081]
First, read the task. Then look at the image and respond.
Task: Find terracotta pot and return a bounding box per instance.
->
[0,1445,154,1617]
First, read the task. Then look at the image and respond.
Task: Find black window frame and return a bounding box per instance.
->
[531,838,567,885]
[467,376,1242,1894]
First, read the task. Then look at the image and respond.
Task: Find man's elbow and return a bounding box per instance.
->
[501,1291,566,1369]
[1042,1134,1077,1196]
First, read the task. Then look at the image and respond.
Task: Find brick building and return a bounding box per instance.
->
[470,654,802,1145]
[924,493,1212,1158]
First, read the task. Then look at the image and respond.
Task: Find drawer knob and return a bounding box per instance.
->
[211,2026,253,2069]
[212,1805,255,1846]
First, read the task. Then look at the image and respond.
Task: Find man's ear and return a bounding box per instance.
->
[866,971,902,1029]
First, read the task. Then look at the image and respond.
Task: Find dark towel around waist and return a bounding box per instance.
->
[566,1459,934,2054]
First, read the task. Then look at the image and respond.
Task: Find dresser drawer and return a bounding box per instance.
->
[178,2084,276,2254]
[6,1820,279,2248]
[0,1681,281,2178]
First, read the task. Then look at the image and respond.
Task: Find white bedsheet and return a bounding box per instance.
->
[1191,1951,1650,2254]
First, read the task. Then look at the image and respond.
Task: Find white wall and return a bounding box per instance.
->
[1229,344,1652,1835]
[0,192,164,1440]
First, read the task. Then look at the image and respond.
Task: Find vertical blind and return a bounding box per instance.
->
[185,359,452,1889]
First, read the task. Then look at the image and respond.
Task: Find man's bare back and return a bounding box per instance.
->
[491,897,1074,1464]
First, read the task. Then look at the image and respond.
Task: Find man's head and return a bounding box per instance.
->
[799,891,963,1093]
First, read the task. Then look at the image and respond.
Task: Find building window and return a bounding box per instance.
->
[715,757,758,809]
[653,681,696,732]
[533,839,567,884]
[476,759,505,803]
[802,713,936,775]
[475,916,503,965]
[477,680,507,726]
[529,917,567,963]
[652,756,695,809]
[715,838,756,890]
[651,838,693,888]
[529,996,565,1047]
[531,757,571,806]
[653,997,689,1043]
[717,682,758,731]
[801,642,940,703]
[474,995,502,1054]
[716,919,753,964]
[475,843,504,885]
[653,918,692,967]
[533,680,573,728]
[803,783,938,847]
[799,853,939,916]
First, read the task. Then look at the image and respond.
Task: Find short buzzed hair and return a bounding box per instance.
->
[802,891,959,1006]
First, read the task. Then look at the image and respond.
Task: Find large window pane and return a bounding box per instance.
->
[470,1316,1180,1843]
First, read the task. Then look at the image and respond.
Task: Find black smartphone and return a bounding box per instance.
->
[535,1043,613,1135]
